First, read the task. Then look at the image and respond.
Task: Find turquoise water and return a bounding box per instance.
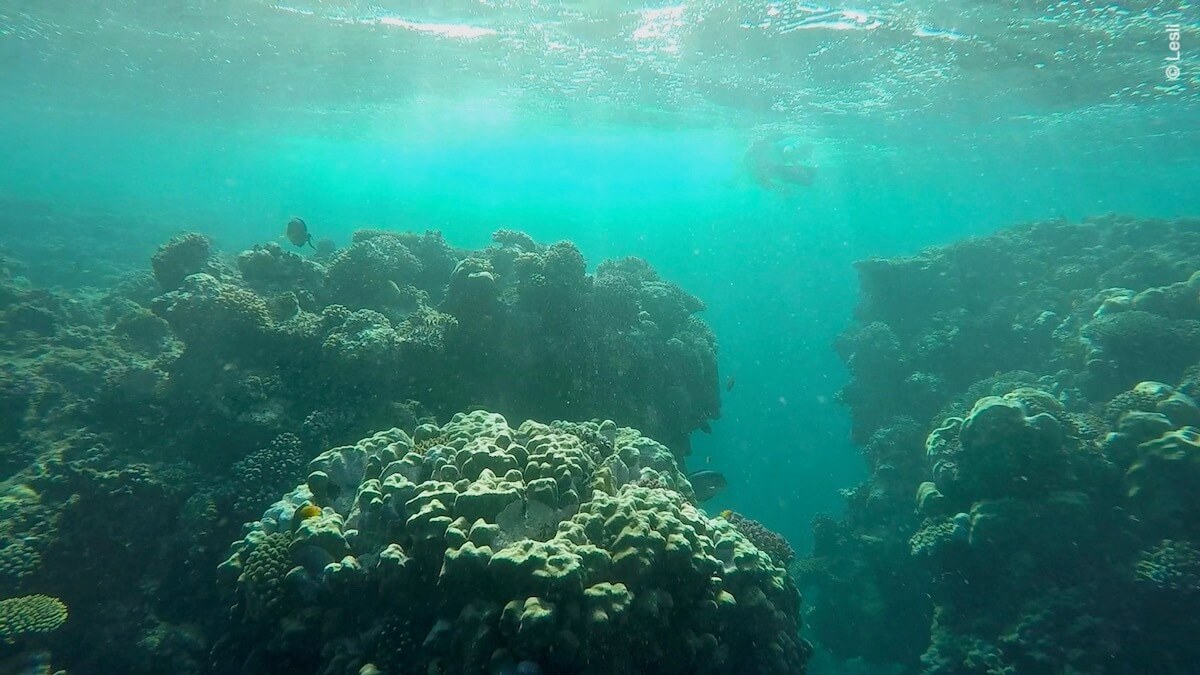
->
[4,102,1198,550]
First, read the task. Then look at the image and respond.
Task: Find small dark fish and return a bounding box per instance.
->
[689,470,727,502]
[725,376,736,392]
[292,544,335,577]
[700,421,712,434]
[286,217,316,249]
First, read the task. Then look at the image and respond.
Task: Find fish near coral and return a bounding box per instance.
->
[688,470,727,502]
[290,503,323,531]
[285,218,316,249]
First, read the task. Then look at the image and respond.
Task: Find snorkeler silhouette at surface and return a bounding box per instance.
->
[744,134,817,192]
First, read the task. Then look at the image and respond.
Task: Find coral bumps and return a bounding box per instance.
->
[0,227,725,672]
[151,233,212,290]
[146,229,718,460]
[0,594,67,643]
[218,411,808,674]
[806,215,1200,673]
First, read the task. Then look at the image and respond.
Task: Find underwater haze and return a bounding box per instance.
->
[1,1,1199,674]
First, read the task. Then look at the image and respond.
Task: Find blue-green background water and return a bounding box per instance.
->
[4,100,1198,551]
[2,0,1199,551]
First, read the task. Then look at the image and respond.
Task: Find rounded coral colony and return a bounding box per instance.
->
[216,411,808,674]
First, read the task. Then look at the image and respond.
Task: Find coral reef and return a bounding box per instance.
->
[1125,425,1200,533]
[722,510,795,567]
[324,233,426,314]
[0,594,68,642]
[235,242,324,295]
[803,215,1200,672]
[216,411,809,674]
[152,272,273,352]
[230,433,307,516]
[151,233,212,290]
[28,209,1200,674]
[0,226,727,674]
[137,228,718,463]
[1135,539,1200,594]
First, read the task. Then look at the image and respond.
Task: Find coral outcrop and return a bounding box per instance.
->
[217,411,809,674]
[0,225,724,674]
[151,233,212,290]
[140,228,718,463]
[804,215,1200,672]
[0,594,68,643]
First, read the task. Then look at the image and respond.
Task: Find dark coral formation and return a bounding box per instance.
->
[236,242,324,294]
[230,433,307,515]
[1135,539,1200,594]
[805,214,1200,672]
[151,233,213,290]
[836,215,1200,443]
[140,228,717,461]
[0,227,736,673]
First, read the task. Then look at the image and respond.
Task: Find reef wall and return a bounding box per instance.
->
[0,226,740,674]
[803,214,1200,672]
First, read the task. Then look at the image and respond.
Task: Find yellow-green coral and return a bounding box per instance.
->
[916,481,946,516]
[909,517,967,558]
[240,531,294,621]
[0,540,41,587]
[0,594,67,642]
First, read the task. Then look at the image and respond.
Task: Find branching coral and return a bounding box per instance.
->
[723,511,796,567]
